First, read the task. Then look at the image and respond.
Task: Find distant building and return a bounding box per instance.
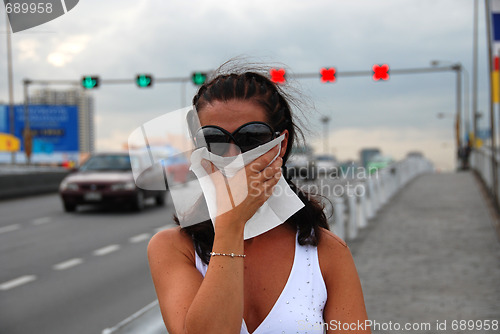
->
[30,88,95,154]
[359,148,381,168]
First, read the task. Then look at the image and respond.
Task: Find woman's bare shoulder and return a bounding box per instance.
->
[317,227,348,251]
[317,227,354,277]
[147,226,195,264]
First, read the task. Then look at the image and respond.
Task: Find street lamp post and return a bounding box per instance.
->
[6,13,15,164]
[320,116,330,154]
[473,0,479,145]
[430,60,469,169]
[23,79,32,165]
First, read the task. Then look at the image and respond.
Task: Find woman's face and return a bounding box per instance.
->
[197,99,288,158]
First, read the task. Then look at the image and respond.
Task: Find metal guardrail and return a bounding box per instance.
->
[470,146,499,208]
[102,156,434,334]
[470,147,493,186]
[295,156,434,241]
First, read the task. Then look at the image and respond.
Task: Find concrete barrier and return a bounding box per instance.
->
[0,168,69,200]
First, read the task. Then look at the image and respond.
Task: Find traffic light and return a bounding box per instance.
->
[270,68,286,84]
[136,74,153,88]
[320,68,336,83]
[81,76,99,89]
[372,64,389,81]
[192,72,207,85]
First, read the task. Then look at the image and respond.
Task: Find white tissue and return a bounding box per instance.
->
[189,135,304,239]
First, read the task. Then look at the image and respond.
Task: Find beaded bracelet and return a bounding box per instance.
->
[210,251,246,258]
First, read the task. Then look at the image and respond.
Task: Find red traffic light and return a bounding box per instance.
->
[270,68,286,84]
[372,64,389,81]
[320,68,336,83]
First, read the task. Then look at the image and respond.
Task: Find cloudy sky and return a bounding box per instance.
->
[0,0,492,170]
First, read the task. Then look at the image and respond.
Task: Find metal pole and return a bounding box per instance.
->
[324,121,327,153]
[23,80,31,165]
[6,13,15,164]
[473,0,479,144]
[486,0,498,202]
[455,65,463,169]
[321,116,330,154]
[463,67,471,143]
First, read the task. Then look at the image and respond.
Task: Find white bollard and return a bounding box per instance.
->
[346,186,357,240]
[367,176,379,214]
[356,183,368,229]
[387,168,397,199]
[374,172,386,207]
[379,170,389,206]
[364,180,374,220]
[331,196,345,241]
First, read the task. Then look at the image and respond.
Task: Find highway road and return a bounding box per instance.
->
[0,192,176,334]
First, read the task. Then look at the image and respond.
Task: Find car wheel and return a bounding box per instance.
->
[155,193,166,206]
[63,202,76,212]
[133,191,145,211]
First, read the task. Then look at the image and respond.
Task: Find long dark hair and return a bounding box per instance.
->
[177,65,329,264]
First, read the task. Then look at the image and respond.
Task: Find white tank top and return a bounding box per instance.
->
[194,232,327,334]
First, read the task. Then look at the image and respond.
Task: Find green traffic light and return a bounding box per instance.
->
[82,76,98,89]
[192,72,207,85]
[136,74,152,88]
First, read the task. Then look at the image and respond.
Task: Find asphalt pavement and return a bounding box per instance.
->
[351,172,500,333]
[0,192,176,334]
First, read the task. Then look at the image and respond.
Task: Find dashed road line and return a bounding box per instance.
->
[0,275,37,291]
[93,244,121,256]
[32,217,52,225]
[1,229,162,291]
[129,233,151,243]
[0,224,20,235]
[53,258,84,271]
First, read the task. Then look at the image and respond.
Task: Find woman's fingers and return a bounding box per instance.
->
[247,145,280,175]
[200,144,284,219]
[260,167,282,198]
[260,156,283,181]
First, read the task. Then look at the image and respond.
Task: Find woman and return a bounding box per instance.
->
[148,68,370,334]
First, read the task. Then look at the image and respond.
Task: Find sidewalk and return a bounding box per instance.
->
[352,172,500,333]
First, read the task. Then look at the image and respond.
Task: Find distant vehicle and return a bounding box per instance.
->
[406,151,424,158]
[59,152,167,212]
[360,148,381,168]
[286,145,316,179]
[366,154,394,174]
[147,146,191,185]
[338,160,362,179]
[314,154,338,177]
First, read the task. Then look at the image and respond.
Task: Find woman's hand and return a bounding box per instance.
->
[202,145,282,233]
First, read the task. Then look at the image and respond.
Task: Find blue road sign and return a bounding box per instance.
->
[11,105,79,152]
[477,128,491,140]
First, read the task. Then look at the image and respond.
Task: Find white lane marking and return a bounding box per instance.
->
[0,224,20,235]
[101,300,160,333]
[0,275,37,291]
[53,258,84,271]
[32,217,52,225]
[154,224,175,233]
[129,233,151,243]
[93,244,120,256]
[61,0,68,13]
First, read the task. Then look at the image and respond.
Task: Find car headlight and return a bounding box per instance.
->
[60,181,79,191]
[111,181,136,191]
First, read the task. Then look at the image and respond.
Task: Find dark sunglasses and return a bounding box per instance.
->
[193,121,280,156]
